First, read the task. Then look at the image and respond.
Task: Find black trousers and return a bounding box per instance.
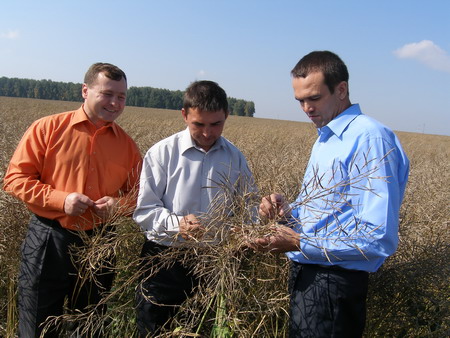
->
[18,215,115,338]
[289,262,369,338]
[135,240,198,337]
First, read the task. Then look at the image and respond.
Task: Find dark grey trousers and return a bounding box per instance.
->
[135,240,198,337]
[289,262,369,338]
[18,215,114,337]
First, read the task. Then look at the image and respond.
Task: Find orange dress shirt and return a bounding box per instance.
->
[3,106,142,230]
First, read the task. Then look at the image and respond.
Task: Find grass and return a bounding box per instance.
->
[0,96,449,337]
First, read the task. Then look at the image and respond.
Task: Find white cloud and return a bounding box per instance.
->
[0,29,20,40]
[394,40,450,73]
[198,70,206,77]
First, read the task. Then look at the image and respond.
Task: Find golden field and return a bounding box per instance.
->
[0,96,449,337]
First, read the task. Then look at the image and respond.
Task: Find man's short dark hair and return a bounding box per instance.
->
[291,51,349,94]
[183,80,228,113]
[84,63,127,86]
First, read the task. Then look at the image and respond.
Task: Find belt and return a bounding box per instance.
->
[34,214,62,228]
[317,264,348,271]
[292,261,362,273]
[33,214,102,235]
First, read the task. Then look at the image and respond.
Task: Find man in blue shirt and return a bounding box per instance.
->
[252,51,409,337]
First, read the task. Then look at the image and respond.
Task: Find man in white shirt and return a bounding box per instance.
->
[133,80,256,336]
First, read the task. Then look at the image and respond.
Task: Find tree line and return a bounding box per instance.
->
[0,77,255,117]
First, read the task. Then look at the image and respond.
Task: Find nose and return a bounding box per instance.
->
[110,96,119,106]
[302,101,314,113]
[202,126,211,138]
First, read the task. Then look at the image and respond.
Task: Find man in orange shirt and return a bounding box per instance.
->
[3,63,142,337]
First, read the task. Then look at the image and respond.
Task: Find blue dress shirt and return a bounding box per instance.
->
[287,104,410,272]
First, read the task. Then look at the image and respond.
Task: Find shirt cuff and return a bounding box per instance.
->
[289,203,299,219]
[47,190,70,212]
[164,214,183,234]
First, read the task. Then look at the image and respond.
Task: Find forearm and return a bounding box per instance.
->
[133,203,183,235]
[290,215,397,264]
[3,173,68,212]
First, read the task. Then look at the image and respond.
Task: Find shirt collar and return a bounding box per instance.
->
[317,104,362,141]
[180,127,225,154]
[71,105,119,136]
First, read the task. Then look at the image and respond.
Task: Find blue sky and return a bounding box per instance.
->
[1,0,449,136]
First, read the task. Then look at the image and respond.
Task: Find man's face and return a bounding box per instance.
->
[182,107,228,152]
[292,71,347,128]
[82,72,127,127]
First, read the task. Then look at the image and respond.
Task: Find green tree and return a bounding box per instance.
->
[244,101,255,117]
[233,100,245,116]
[0,76,254,116]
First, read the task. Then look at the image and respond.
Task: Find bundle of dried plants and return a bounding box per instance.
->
[1,97,449,337]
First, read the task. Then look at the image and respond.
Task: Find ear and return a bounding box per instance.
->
[82,84,88,100]
[337,81,348,100]
[181,108,188,122]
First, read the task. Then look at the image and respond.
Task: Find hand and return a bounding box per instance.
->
[247,224,300,253]
[259,193,291,220]
[93,196,119,221]
[179,214,205,240]
[64,193,94,216]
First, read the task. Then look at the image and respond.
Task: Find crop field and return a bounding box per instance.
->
[0,96,449,337]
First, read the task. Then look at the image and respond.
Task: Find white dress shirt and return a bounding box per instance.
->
[133,128,256,246]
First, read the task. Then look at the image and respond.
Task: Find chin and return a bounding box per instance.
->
[103,115,119,122]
